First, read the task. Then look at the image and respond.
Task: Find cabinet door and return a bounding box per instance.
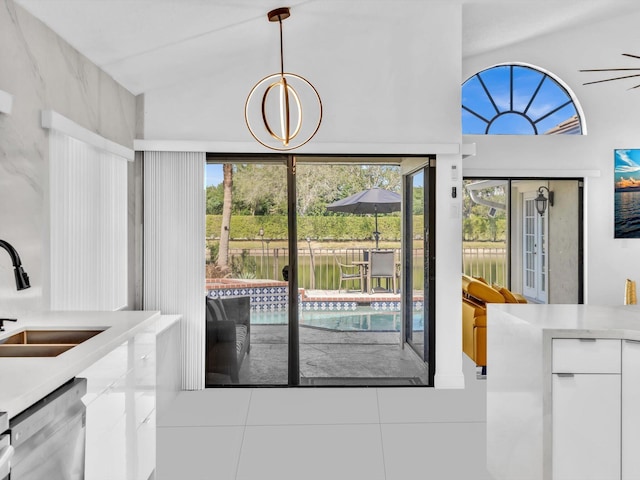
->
[623,340,640,480]
[552,373,621,480]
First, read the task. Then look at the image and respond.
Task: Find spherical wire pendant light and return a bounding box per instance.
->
[244,7,322,151]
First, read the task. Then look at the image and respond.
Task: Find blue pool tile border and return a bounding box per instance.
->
[207,287,423,313]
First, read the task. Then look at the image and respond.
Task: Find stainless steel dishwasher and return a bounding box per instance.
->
[0,412,13,480]
[9,377,87,480]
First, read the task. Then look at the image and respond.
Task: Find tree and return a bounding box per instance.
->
[233,164,287,215]
[206,184,224,215]
[217,163,233,269]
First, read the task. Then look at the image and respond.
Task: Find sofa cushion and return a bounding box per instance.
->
[462,275,505,304]
[206,296,228,322]
[498,287,519,303]
[235,325,248,355]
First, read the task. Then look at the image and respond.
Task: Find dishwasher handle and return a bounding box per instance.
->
[0,444,14,472]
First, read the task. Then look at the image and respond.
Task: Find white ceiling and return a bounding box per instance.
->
[14,0,640,95]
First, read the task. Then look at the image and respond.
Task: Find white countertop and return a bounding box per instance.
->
[488,303,640,339]
[0,310,161,419]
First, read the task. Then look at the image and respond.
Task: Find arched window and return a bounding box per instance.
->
[462,64,584,135]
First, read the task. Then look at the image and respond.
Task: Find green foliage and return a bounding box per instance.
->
[206,214,405,241]
[412,186,424,215]
[207,163,403,218]
[230,249,257,277]
[204,162,435,243]
[206,242,219,263]
[206,185,224,215]
[462,181,507,242]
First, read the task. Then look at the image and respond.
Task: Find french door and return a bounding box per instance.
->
[522,192,547,303]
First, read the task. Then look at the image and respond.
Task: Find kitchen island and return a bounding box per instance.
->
[0,310,181,479]
[487,304,640,480]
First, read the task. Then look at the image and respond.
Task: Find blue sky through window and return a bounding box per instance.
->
[206,163,223,187]
[462,65,581,135]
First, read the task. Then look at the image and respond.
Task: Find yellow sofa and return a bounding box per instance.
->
[462,275,526,369]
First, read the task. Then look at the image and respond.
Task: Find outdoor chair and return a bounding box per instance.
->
[367,250,398,294]
[205,295,250,385]
[335,255,364,292]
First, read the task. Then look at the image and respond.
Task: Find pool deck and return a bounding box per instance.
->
[234,324,429,385]
[302,289,422,303]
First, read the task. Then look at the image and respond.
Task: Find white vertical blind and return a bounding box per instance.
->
[143,151,205,390]
[49,130,128,310]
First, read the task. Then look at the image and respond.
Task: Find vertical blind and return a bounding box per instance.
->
[49,130,128,310]
[143,151,205,390]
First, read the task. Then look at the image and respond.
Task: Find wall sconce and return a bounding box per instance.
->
[535,186,554,216]
[245,7,322,151]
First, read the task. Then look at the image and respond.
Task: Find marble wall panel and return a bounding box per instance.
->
[0,0,136,314]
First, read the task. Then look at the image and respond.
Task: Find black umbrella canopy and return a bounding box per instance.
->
[326,187,401,248]
[326,187,401,215]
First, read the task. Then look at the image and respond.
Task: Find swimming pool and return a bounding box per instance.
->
[251,307,425,332]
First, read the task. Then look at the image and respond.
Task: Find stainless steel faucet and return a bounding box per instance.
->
[0,240,30,290]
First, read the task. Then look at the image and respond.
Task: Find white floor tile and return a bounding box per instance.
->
[377,383,486,423]
[377,355,486,423]
[381,422,491,480]
[246,387,380,425]
[158,389,252,426]
[156,425,244,480]
[237,424,386,480]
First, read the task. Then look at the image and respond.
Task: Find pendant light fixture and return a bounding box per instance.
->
[245,7,322,151]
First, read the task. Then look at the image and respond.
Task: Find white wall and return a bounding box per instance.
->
[0,0,136,313]
[462,9,640,305]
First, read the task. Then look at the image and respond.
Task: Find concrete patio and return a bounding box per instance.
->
[236,324,429,385]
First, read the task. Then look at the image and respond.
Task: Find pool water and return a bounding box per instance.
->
[251,307,425,332]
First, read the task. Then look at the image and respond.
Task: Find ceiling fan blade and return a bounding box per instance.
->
[623,53,640,60]
[583,73,640,85]
[580,68,640,72]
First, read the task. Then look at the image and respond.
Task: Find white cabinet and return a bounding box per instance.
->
[81,324,157,480]
[552,339,621,480]
[552,338,621,374]
[552,374,621,480]
[622,339,640,480]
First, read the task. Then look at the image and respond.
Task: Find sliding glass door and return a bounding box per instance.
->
[205,155,290,386]
[205,154,434,386]
[403,160,435,385]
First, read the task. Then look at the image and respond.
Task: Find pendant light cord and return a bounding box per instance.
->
[279,17,285,77]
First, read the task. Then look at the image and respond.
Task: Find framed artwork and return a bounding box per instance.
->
[615,149,640,238]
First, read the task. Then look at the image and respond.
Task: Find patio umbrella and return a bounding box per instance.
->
[326,187,401,248]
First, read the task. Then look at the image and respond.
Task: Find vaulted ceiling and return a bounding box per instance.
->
[14,0,640,95]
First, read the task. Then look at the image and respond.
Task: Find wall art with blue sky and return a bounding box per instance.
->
[614,149,640,238]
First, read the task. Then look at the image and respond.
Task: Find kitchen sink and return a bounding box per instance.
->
[0,329,106,357]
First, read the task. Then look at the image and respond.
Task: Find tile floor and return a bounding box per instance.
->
[157,355,494,480]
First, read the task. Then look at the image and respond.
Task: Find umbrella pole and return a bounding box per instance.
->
[374,209,379,249]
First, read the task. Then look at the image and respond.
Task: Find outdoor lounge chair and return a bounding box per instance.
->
[335,255,364,292]
[205,295,250,384]
[367,250,398,293]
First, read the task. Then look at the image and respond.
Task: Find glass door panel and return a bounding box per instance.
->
[403,160,435,385]
[295,162,426,386]
[405,169,425,357]
[205,158,289,386]
[522,192,547,303]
